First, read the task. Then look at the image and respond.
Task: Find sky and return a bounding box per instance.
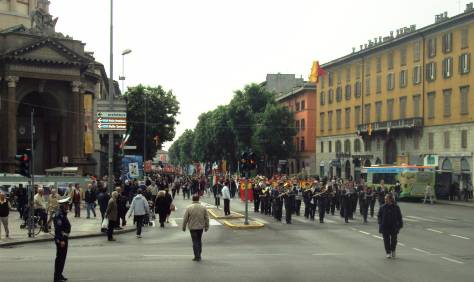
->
[50,0,462,150]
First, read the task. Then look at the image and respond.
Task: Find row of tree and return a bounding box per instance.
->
[168,83,297,176]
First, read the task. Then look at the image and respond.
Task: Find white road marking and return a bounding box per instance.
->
[169,219,178,227]
[427,228,443,234]
[441,257,465,264]
[371,235,383,240]
[312,253,342,256]
[412,248,431,255]
[406,216,436,222]
[254,253,285,256]
[448,234,470,240]
[358,230,371,235]
[144,254,190,257]
[255,218,269,224]
[324,219,337,223]
[210,219,222,226]
[398,243,406,247]
[403,218,419,222]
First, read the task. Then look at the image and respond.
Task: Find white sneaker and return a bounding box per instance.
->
[136,235,142,238]
[386,254,391,259]
[391,251,396,258]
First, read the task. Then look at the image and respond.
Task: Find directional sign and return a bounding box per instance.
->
[97,124,126,130]
[97,112,127,118]
[96,118,126,124]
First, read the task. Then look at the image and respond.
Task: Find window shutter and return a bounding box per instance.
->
[459,55,463,74]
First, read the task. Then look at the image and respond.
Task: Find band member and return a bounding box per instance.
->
[359,186,369,223]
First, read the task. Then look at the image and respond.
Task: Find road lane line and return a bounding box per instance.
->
[412,248,431,255]
[449,234,470,240]
[398,243,405,247]
[403,218,419,222]
[372,235,383,240]
[312,253,342,256]
[427,228,444,234]
[350,227,357,231]
[441,257,465,264]
[359,231,371,235]
[210,219,222,226]
[406,216,436,222]
[324,219,337,223]
[144,254,190,257]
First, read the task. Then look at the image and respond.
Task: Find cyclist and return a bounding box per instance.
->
[34,187,49,233]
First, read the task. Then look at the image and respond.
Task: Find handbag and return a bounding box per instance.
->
[101,218,109,229]
[170,203,176,212]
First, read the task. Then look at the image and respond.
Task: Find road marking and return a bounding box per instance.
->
[441,257,465,264]
[210,219,222,226]
[449,234,470,240]
[324,219,337,223]
[427,228,443,234]
[255,218,269,224]
[398,243,406,247]
[359,230,370,235]
[312,253,342,256]
[406,216,435,222]
[169,219,178,227]
[372,235,383,240]
[255,253,285,256]
[412,248,431,255]
[144,254,190,257]
[403,218,419,222]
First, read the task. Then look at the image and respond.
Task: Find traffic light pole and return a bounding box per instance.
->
[28,109,35,237]
[244,171,249,225]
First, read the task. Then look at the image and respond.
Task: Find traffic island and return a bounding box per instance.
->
[222,218,265,229]
[207,208,245,219]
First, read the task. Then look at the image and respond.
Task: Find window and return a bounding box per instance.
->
[387,52,394,70]
[399,96,407,119]
[387,73,395,90]
[442,57,453,78]
[365,59,371,76]
[335,141,342,153]
[295,120,300,131]
[301,119,305,130]
[296,101,300,111]
[301,100,305,110]
[365,77,371,96]
[328,72,334,86]
[356,64,361,79]
[414,41,421,62]
[426,62,437,82]
[413,65,421,84]
[354,139,361,153]
[345,84,351,100]
[320,92,325,105]
[461,130,468,149]
[387,99,394,120]
[376,75,382,94]
[346,66,351,82]
[336,86,342,102]
[355,81,361,98]
[336,110,342,129]
[428,37,437,58]
[344,140,351,153]
[355,106,361,126]
[461,28,469,49]
[328,111,333,130]
[329,141,332,153]
[364,104,371,124]
[320,76,325,89]
[320,113,325,131]
[459,53,471,74]
[345,108,351,129]
[320,141,324,153]
[375,101,382,122]
[328,89,334,104]
[296,137,300,152]
[399,70,407,88]
[376,56,382,73]
[365,139,371,152]
[428,92,436,119]
[337,69,342,84]
[443,89,452,117]
[301,137,305,151]
[460,86,469,115]
[442,32,453,53]
[400,48,407,66]
[413,95,421,117]
[428,133,434,150]
[444,131,450,149]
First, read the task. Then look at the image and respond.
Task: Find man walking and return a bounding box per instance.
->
[182,195,210,261]
[53,197,71,282]
[84,184,97,219]
[378,194,403,259]
[222,181,231,216]
[423,183,434,204]
[128,189,150,238]
[105,191,118,241]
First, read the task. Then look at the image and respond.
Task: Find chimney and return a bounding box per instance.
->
[352,47,356,53]
[360,44,363,51]
[466,3,474,12]
[396,29,400,37]
[410,24,416,32]
[390,31,394,38]
[379,36,383,43]
[374,37,378,44]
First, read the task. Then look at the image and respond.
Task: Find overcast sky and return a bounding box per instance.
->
[50,0,461,150]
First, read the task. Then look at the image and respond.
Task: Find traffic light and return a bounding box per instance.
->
[240,151,249,171]
[240,150,258,172]
[15,149,31,177]
[248,152,257,170]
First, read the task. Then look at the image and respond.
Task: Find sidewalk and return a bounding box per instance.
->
[0,207,135,247]
[436,199,474,208]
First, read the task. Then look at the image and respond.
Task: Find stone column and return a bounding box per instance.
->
[71,81,81,161]
[6,76,19,172]
[28,0,36,14]
[9,0,18,12]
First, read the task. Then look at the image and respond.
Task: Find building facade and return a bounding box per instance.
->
[316,4,474,187]
[276,83,317,175]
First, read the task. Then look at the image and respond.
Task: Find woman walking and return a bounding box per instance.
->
[0,192,10,239]
[105,191,118,241]
[155,189,172,228]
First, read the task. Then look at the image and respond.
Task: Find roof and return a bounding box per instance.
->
[275,83,316,102]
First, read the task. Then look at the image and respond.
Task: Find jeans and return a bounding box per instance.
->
[86,202,96,218]
[382,232,398,254]
[190,229,203,259]
[0,216,9,238]
[223,199,230,215]
[107,220,116,240]
[135,215,145,235]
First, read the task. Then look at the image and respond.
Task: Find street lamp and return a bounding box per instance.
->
[119,49,132,92]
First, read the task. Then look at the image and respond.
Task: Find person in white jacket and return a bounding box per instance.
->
[222,181,231,216]
[128,189,150,238]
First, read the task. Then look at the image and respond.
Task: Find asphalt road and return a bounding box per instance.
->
[1,195,473,282]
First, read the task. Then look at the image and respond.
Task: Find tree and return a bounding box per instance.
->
[125,85,180,160]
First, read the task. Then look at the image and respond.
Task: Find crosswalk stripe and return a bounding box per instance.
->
[169,219,178,227]
[210,219,222,226]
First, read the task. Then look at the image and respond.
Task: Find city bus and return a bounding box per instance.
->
[362,165,435,199]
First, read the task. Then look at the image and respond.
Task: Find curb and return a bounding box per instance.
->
[222,219,265,230]
[207,209,245,219]
[436,200,474,208]
[0,228,137,248]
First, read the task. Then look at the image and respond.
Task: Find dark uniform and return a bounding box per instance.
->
[341,189,351,223]
[359,189,369,223]
[253,185,261,212]
[53,209,71,281]
[367,188,376,217]
[284,190,294,224]
[317,189,328,223]
[303,188,312,219]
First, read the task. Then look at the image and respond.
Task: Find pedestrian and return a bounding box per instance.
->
[97,188,110,221]
[182,195,210,261]
[72,184,81,218]
[85,184,97,219]
[359,186,369,223]
[222,181,231,216]
[128,189,150,238]
[16,185,27,219]
[377,194,403,259]
[53,197,71,282]
[34,187,49,232]
[155,189,172,228]
[47,188,60,230]
[116,187,128,228]
[0,192,10,239]
[212,181,222,208]
[105,191,119,241]
[423,183,434,204]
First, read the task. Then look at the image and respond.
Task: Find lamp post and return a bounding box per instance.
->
[119,49,132,92]
[107,0,114,193]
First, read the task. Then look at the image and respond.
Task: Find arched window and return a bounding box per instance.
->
[354,139,362,153]
[442,159,453,171]
[335,140,342,153]
[344,139,351,153]
[461,158,470,172]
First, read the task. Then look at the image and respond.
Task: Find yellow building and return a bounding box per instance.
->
[316,5,474,188]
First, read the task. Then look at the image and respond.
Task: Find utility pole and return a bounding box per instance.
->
[28,109,35,237]
[107,0,114,193]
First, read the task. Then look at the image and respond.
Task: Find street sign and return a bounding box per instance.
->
[96,111,127,131]
[123,145,137,150]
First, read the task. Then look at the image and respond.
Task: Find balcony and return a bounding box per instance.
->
[356,117,423,135]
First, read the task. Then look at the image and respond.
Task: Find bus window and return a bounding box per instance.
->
[372,173,397,185]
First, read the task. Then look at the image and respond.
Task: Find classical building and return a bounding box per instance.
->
[316,4,474,187]
[0,0,119,176]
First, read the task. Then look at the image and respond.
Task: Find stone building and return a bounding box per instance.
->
[316,4,474,188]
[0,0,118,176]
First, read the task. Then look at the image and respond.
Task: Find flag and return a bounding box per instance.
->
[309,60,326,83]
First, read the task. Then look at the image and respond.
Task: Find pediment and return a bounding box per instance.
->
[3,38,89,66]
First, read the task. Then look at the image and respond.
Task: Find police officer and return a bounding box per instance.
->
[54,197,71,282]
